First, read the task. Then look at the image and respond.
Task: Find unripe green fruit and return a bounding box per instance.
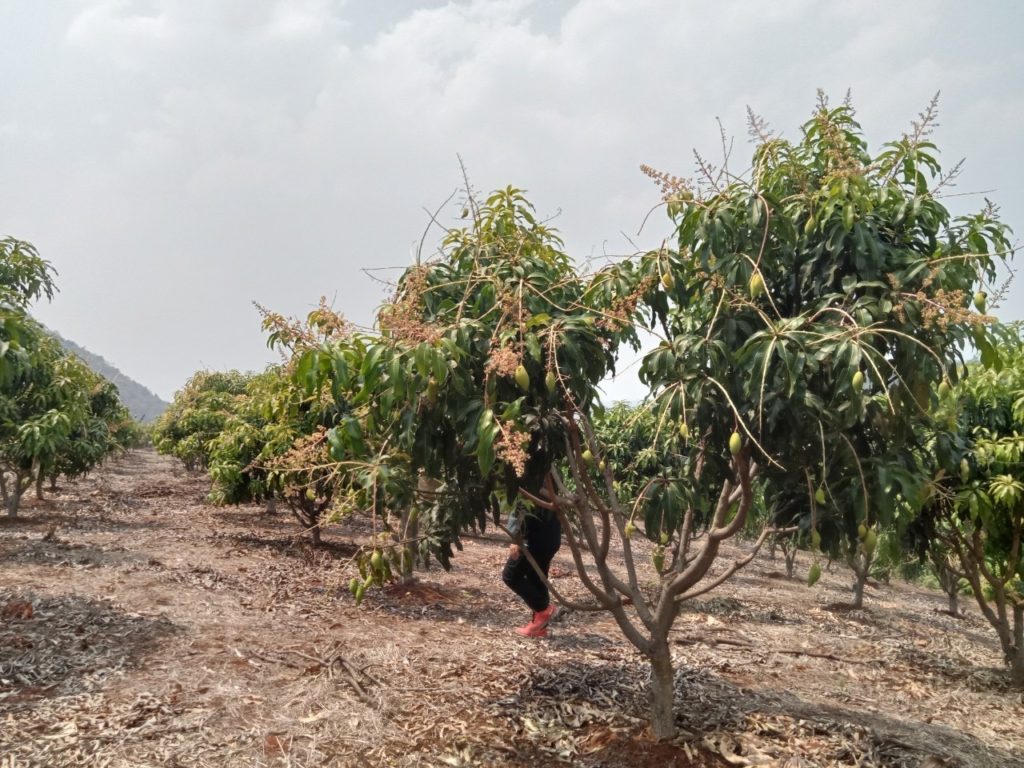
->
[623,521,635,539]
[858,523,868,540]
[814,487,826,505]
[305,488,316,501]
[652,548,665,572]
[598,460,606,472]
[960,457,970,483]
[545,371,557,394]
[728,432,742,456]
[515,364,530,392]
[811,529,822,550]
[937,380,950,398]
[807,562,822,587]
[349,577,359,597]
[426,378,439,405]
[679,422,689,440]
[852,371,865,390]
[864,529,877,558]
[660,531,669,546]
[749,273,765,299]
[370,551,384,572]
[974,291,987,313]
[582,449,594,464]
[354,583,366,605]
[661,272,674,291]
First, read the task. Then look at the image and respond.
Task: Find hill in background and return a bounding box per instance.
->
[50,332,169,423]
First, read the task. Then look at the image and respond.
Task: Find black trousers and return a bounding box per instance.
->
[502,512,562,612]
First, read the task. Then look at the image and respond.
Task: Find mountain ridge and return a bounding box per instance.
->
[49,331,169,423]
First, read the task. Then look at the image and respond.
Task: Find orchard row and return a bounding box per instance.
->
[0,239,141,517]
[150,96,1020,738]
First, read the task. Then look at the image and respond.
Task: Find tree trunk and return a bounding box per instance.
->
[851,569,866,609]
[947,589,960,616]
[35,472,44,501]
[49,474,58,493]
[0,472,8,505]
[310,522,322,547]
[784,547,797,579]
[646,641,676,741]
[265,496,277,515]
[1012,604,1024,688]
[6,476,23,518]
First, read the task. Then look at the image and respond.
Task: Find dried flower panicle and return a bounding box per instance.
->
[379,266,443,345]
[599,276,657,332]
[485,343,522,379]
[886,269,990,331]
[494,421,530,478]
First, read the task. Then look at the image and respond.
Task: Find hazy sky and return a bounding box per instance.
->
[2,0,1022,402]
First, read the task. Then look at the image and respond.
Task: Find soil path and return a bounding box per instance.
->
[1,450,1022,767]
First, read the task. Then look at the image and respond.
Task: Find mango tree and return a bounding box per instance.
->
[44,370,136,493]
[306,187,619,587]
[0,327,132,515]
[915,327,1024,684]
[206,304,353,544]
[152,370,252,470]
[547,96,1007,737]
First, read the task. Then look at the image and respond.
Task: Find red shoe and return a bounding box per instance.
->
[535,603,560,629]
[514,604,560,638]
[515,624,548,638]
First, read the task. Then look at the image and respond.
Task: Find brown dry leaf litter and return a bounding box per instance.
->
[1,449,1022,767]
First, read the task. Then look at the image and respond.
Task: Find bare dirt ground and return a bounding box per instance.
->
[1,449,1022,767]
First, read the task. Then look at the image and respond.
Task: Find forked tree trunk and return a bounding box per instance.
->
[647,640,676,741]
[287,499,322,546]
[848,551,869,609]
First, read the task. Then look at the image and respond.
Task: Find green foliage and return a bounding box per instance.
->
[0,238,57,380]
[913,324,1024,678]
[628,95,1010,568]
[591,401,691,540]
[311,187,620,565]
[152,370,252,470]
[0,317,135,514]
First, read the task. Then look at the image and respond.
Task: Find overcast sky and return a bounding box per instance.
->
[2,0,1022,402]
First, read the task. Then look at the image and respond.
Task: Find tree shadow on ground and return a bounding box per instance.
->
[217,531,360,562]
[490,656,1023,768]
[0,591,180,709]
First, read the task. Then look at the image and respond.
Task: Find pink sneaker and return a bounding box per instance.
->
[514,604,560,637]
[515,612,548,637]
[535,603,560,629]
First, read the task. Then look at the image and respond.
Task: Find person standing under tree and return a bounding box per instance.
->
[503,504,562,637]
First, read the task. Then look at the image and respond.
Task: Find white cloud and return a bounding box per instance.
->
[1,0,1020,400]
